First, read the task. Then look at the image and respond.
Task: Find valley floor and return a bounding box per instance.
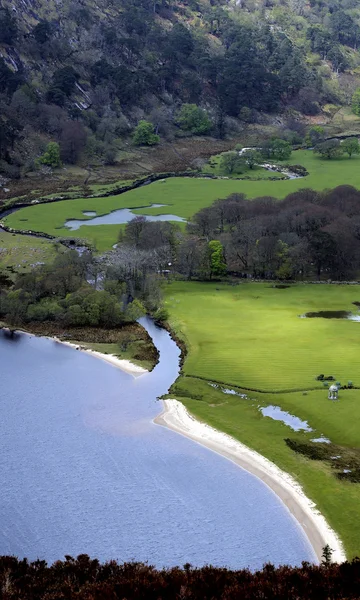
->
[164,282,360,558]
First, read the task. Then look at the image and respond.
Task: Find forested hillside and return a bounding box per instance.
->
[2,0,360,177]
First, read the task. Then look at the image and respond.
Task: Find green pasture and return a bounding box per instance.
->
[0,230,62,274]
[164,282,360,557]
[165,282,360,391]
[5,150,360,250]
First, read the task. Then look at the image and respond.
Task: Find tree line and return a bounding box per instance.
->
[113,185,360,282]
[179,185,360,281]
[0,553,360,599]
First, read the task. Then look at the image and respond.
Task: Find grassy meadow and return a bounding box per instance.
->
[5,150,360,250]
[0,230,62,275]
[164,282,360,557]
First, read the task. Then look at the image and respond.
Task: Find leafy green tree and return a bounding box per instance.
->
[208,240,226,278]
[261,139,292,161]
[342,138,360,158]
[241,149,262,169]
[352,88,360,116]
[176,104,212,135]
[220,151,244,175]
[133,120,160,146]
[314,139,343,160]
[305,126,325,147]
[39,142,61,168]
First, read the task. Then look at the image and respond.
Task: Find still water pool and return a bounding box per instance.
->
[0,319,315,568]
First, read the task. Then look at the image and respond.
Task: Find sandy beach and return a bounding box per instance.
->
[154,399,346,564]
[56,339,148,377]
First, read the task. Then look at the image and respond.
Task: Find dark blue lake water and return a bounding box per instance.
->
[0,319,315,568]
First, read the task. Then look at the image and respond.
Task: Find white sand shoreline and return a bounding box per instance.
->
[4,327,149,378]
[154,399,346,564]
[57,339,148,377]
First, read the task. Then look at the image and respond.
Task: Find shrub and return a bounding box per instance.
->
[38,142,61,168]
[133,120,160,146]
[176,104,212,135]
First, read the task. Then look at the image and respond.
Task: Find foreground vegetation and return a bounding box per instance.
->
[165,282,360,557]
[6,150,360,251]
[2,554,360,599]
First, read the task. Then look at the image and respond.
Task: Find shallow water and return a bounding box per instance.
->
[65,205,186,230]
[0,320,315,568]
[260,406,313,432]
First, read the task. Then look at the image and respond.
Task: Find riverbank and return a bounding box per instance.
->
[155,399,345,564]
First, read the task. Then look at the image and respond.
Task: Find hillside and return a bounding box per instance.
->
[2,0,360,179]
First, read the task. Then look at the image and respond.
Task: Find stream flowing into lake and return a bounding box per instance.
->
[0,319,315,568]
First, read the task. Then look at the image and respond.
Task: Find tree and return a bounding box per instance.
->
[220,151,244,175]
[33,22,53,44]
[260,138,292,161]
[176,104,212,135]
[321,544,333,566]
[314,139,343,160]
[208,240,226,278]
[342,138,360,158]
[305,126,325,147]
[352,88,360,116]
[60,121,87,163]
[39,142,61,168]
[0,8,17,44]
[241,149,262,169]
[133,120,160,145]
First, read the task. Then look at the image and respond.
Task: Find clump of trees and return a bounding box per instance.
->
[314,138,360,159]
[1,553,360,599]
[174,185,360,281]
[0,246,165,328]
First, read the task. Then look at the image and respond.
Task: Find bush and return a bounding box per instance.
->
[38,142,61,168]
[133,120,160,146]
[176,104,212,135]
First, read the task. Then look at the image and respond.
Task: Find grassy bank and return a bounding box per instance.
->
[164,282,360,558]
[5,150,360,251]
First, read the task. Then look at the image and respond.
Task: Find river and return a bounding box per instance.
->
[0,318,316,568]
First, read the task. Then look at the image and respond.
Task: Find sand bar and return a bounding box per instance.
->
[154,399,346,564]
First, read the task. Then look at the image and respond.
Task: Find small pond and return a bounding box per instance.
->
[260,406,313,432]
[65,204,186,230]
[302,311,351,319]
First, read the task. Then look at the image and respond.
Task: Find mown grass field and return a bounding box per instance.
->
[164,282,360,558]
[5,150,360,250]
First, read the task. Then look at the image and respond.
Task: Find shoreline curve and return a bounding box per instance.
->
[154,398,346,564]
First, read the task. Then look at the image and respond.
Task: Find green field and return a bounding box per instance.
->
[0,230,63,274]
[5,150,360,251]
[165,282,360,558]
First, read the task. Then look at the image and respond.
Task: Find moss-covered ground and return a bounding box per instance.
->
[6,150,360,251]
[164,281,360,558]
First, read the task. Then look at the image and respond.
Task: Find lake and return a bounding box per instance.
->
[0,319,315,568]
